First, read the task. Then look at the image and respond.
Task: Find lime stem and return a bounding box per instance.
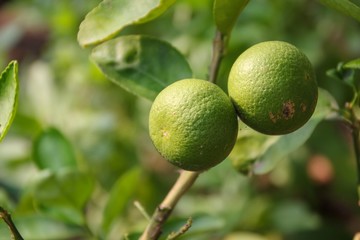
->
[209,30,226,84]
[139,171,199,240]
[0,206,24,240]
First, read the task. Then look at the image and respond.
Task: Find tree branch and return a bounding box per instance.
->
[139,171,199,240]
[0,206,24,240]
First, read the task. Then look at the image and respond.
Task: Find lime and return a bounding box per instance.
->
[149,79,238,171]
[228,41,318,135]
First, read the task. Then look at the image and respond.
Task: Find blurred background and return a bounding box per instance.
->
[0,0,360,239]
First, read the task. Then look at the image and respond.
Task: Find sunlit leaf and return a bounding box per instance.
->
[319,0,360,22]
[230,89,336,175]
[33,127,77,171]
[102,167,141,232]
[0,61,18,142]
[343,58,360,70]
[32,169,95,225]
[91,35,192,101]
[213,0,250,35]
[78,0,176,47]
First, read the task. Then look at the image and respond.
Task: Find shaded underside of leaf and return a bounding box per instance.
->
[213,0,250,35]
[91,35,192,101]
[0,60,18,142]
[318,0,360,22]
[78,0,177,47]
[229,127,278,175]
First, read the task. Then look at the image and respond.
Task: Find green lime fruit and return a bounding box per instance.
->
[149,79,238,171]
[228,41,318,135]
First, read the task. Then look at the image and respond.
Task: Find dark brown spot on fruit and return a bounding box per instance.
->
[282,100,295,120]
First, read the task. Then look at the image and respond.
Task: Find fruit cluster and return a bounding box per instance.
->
[149,41,318,171]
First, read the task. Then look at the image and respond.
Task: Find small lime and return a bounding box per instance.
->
[228,41,318,135]
[149,79,238,171]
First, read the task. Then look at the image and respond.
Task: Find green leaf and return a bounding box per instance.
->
[326,61,360,92]
[0,61,18,142]
[230,89,336,175]
[78,0,177,47]
[91,35,192,101]
[32,169,95,225]
[163,214,225,238]
[0,214,86,240]
[123,233,142,240]
[319,0,360,22]
[213,0,250,35]
[326,68,342,82]
[33,127,77,171]
[270,201,320,234]
[102,167,141,233]
[343,58,360,70]
[229,124,276,175]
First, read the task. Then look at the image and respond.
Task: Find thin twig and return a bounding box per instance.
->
[134,201,151,221]
[0,207,24,240]
[166,217,192,240]
[139,171,199,240]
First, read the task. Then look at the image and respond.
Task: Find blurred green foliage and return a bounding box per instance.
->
[0,0,360,239]
[0,60,18,142]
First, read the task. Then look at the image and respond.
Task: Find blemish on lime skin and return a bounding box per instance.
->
[161,129,170,138]
[282,100,295,120]
[269,112,278,123]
